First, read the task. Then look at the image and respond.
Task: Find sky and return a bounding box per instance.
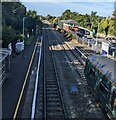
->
[22,1,115,17]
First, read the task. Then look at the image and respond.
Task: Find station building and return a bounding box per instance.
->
[58,20,78,33]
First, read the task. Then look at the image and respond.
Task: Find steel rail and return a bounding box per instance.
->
[47,29,67,119]
[31,35,43,119]
[43,31,47,120]
[52,28,110,120]
[52,30,81,60]
[54,30,90,58]
[52,30,88,64]
[41,28,66,119]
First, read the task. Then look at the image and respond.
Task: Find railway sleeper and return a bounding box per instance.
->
[46,81,57,84]
[47,102,61,106]
[46,79,56,82]
[47,90,59,93]
[47,104,62,108]
[47,111,64,116]
[47,99,61,102]
[47,87,58,90]
[47,107,63,112]
[46,84,57,87]
[45,74,55,76]
[47,88,58,94]
[47,95,60,98]
[47,90,59,94]
[47,89,58,92]
[47,95,60,99]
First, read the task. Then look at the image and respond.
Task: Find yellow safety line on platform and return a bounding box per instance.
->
[13,40,38,119]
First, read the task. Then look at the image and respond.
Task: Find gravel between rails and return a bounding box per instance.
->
[48,27,107,119]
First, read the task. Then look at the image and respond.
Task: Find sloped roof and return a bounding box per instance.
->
[60,20,78,25]
[88,55,116,85]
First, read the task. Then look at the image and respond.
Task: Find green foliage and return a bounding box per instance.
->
[2,2,26,31]
[61,9,72,20]
[46,14,53,20]
[99,19,108,30]
[15,34,24,41]
[53,18,59,24]
[67,33,72,38]
[59,10,102,31]
[27,10,37,18]
[98,15,115,36]
[57,28,61,32]
[48,9,115,36]
[112,10,116,36]
[2,26,16,47]
[46,15,56,24]
[72,34,76,39]
[2,2,42,47]
[105,26,109,36]
[26,10,42,36]
[92,26,98,37]
[25,35,34,45]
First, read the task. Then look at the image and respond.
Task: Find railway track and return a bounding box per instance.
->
[49,28,108,119]
[51,29,86,80]
[54,30,96,62]
[75,46,94,57]
[30,26,107,119]
[34,27,65,119]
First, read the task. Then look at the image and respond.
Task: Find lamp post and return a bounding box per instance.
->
[23,17,26,42]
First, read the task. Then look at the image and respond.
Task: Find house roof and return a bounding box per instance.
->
[60,20,78,25]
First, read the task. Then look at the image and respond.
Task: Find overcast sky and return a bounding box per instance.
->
[22,1,115,17]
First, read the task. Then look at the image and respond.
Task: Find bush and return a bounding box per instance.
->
[57,28,61,32]
[72,34,76,39]
[2,26,16,47]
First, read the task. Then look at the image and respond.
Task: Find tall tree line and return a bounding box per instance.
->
[2,2,42,48]
[48,9,116,37]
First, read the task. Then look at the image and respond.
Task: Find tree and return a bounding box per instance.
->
[112,10,116,36]
[46,14,52,20]
[105,26,109,37]
[2,26,16,47]
[27,10,37,18]
[2,2,42,48]
[62,9,72,20]
[91,11,97,17]
[53,18,59,28]
[92,26,98,38]
[53,18,58,24]
[99,19,108,34]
